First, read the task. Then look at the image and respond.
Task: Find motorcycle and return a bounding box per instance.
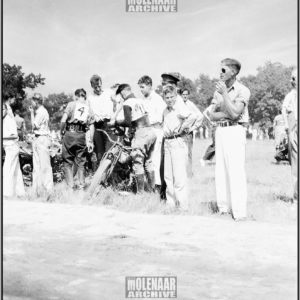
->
[3,137,65,186]
[274,135,289,162]
[86,129,136,200]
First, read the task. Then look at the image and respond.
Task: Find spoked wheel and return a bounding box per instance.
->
[86,159,112,200]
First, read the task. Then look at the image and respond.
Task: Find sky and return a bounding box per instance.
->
[3,0,298,97]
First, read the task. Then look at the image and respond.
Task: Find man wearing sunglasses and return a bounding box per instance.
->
[181,88,203,178]
[29,93,53,199]
[210,58,251,221]
[282,67,298,201]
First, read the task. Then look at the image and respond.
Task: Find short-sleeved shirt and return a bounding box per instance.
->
[282,89,297,121]
[64,99,95,126]
[213,80,251,123]
[163,99,194,136]
[3,114,18,146]
[184,99,203,118]
[124,97,147,121]
[274,114,285,126]
[14,115,25,130]
[141,90,166,125]
[87,89,114,122]
[33,106,50,135]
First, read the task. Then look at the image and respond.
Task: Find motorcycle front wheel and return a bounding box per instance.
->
[86,159,112,200]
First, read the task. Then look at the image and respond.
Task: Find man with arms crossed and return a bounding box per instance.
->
[210,58,250,221]
[162,85,197,211]
[138,75,166,192]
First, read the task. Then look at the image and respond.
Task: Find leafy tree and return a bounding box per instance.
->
[241,61,293,129]
[3,63,45,101]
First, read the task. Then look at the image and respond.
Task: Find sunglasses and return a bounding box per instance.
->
[221,68,227,74]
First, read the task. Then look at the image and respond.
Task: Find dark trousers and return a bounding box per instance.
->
[160,137,167,200]
[62,131,86,170]
[17,129,23,141]
[203,126,216,161]
[94,122,118,163]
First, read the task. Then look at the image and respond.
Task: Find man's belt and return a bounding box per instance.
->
[165,133,186,140]
[217,120,243,127]
[66,123,86,133]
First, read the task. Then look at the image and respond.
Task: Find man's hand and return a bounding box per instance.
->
[285,123,289,132]
[108,118,116,127]
[29,106,34,113]
[87,142,94,153]
[216,81,227,95]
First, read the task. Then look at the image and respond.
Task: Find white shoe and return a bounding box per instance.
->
[199,159,206,167]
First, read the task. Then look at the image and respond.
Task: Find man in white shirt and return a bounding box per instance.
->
[87,75,117,165]
[162,85,197,211]
[282,67,298,200]
[3,103,25,197]
[181,88,203,177]
[210,58,251,221]
[138,75,166,191]
[29,93,53,198]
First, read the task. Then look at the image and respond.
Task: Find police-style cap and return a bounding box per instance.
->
[161,72,181,84]
[32,93,43,101]
[116,84,131,95]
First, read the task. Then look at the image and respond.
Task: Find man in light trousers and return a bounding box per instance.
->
[282,67,298,200]
[3,103,26,198]
[162,86,197,211]
[210,58,251,221]
[29,93,53,198]
[138,75,166,191]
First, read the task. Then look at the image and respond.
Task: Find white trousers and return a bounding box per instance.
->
[3,143,25,197]
[215,125,247,218]
[164,138,188,210]
[152,128,164,185]
[32,136,54,194]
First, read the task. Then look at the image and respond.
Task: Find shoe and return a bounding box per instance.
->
[234,217,246,222]
[199,159,206,167]
[220,212,229,216]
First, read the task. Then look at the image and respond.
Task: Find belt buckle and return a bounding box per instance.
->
[69,124,75,131]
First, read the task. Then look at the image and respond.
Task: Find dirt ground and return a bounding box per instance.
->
[3,200,297,300]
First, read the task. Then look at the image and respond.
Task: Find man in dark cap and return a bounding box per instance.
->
[111,84,157,194]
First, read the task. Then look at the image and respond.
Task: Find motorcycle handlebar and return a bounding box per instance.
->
[96,129,132,150]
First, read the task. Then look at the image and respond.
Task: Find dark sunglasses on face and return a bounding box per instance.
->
[221,68,227,73]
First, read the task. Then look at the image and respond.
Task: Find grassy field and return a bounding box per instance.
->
[23,138,297,223]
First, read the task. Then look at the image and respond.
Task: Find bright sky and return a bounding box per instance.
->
[3,0,298,97]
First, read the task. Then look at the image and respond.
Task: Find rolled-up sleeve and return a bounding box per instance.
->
[234,88,250,106]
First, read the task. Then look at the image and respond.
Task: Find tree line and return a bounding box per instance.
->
[3,61,295,131]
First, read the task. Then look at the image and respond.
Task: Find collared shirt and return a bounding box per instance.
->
[163,99,197,137]
[14,115,25,130]
[213,80,251,123]
[283,89,297,121]
[64,99,95,126]
[87,88,114,122]
[33,106,50,135]
[274,114,285,126]
[141,90,166,125]
[3,114,18,146]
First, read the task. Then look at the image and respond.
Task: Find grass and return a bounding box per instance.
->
[21,139,297,223]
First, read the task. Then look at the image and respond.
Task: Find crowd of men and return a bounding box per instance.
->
[2,58,298,221]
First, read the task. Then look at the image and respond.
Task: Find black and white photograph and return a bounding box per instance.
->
[2,0,298,299]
